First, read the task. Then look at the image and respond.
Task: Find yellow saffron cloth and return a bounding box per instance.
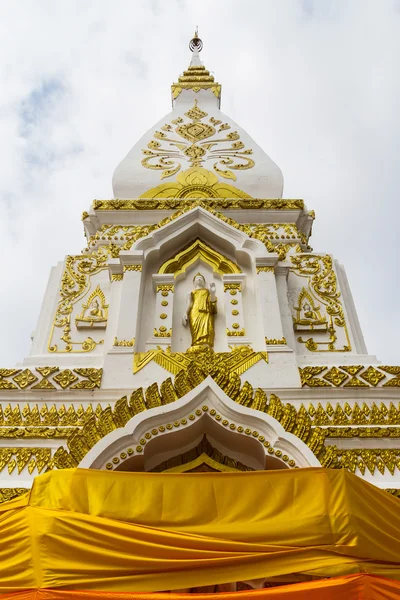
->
[2,574,400,600]
[1,467,400,592]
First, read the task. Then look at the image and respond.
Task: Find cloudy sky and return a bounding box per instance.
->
[0,0,398,365]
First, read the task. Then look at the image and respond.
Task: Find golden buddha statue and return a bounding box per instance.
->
[183,273,217,348]
[89,299,104,320]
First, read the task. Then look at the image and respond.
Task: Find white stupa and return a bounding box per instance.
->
[113,32,283,200]
[0,31,398,519]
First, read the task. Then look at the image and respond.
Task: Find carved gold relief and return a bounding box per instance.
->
[256,266,275,273]
[227,328,245,337]
[142,101,254,181]
[0,368,102,391]
[48,250,108,353]
[151,436,253,473]
[293,287,328,332]
[153,327,172,337]
[89,203,287,263]
[0,488,28,504]
[75,285,108,329]
[139,167,252,200]
[93,198,305,211]
[113,338,135,348]
[133,345,266,376]
[291,255,351,352]
[335,449,400,476]
[307,400,400,426]
[1,367,400,494]
[265,337,287,345]
[298,365,400,388]
[156,284,174,293]
[159,239,240,277]
[224,283,241,292]
[171,63,221,99]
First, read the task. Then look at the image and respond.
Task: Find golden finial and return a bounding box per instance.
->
[189,27,203,52]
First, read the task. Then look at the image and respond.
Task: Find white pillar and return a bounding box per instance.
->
[146,275,175,350]
[222,274,250,347]
[275,265,296,350]
[104,258,124,351]
[112,252,144,352]
[256,262,287,348]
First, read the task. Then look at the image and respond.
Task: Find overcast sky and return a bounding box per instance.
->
[0,0,399,366]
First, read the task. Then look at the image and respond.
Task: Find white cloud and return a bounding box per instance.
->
[0,0,399,364]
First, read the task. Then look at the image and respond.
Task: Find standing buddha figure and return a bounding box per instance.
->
[182,273,217,349]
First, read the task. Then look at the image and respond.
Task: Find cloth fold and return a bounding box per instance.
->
[1,468,400,592]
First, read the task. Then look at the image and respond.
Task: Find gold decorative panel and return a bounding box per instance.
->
[291,255,351,352]
[141,100,254,181]
[299,365,400,388]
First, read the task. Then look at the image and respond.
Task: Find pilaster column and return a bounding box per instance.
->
[112,252,144,352]
[275,264,296,350]
[104,258,124,351]
[255,259,287,348]
[146,274,174,350]
[222,274,250,346]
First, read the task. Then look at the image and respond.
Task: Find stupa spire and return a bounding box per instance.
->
[171,29,221,102]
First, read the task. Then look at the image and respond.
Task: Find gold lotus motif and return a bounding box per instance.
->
[139,167,252,200]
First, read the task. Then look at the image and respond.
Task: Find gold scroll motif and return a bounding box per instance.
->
[159,239,241,277]
[290,255,351,352]
[299,365,400,388]
[48,250,109,353]
[75,285,108,329]
[141,101,254,181]
[92,198,305,211]
[0,368,102,391]
[293,287,328,332]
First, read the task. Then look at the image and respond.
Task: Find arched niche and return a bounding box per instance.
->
[79,377,321,473]
[131,206,270,352]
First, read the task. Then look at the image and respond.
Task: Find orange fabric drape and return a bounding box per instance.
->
[1,468,400,592]
[1,575,400,599]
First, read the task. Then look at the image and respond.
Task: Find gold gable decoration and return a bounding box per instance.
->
[159,239,241,277]
[139,167,252,199]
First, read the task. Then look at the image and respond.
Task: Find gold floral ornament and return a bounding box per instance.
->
[48,251,108,353]
[290,255,351,352]
[141,100,255,182]
[139,167,252,200]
